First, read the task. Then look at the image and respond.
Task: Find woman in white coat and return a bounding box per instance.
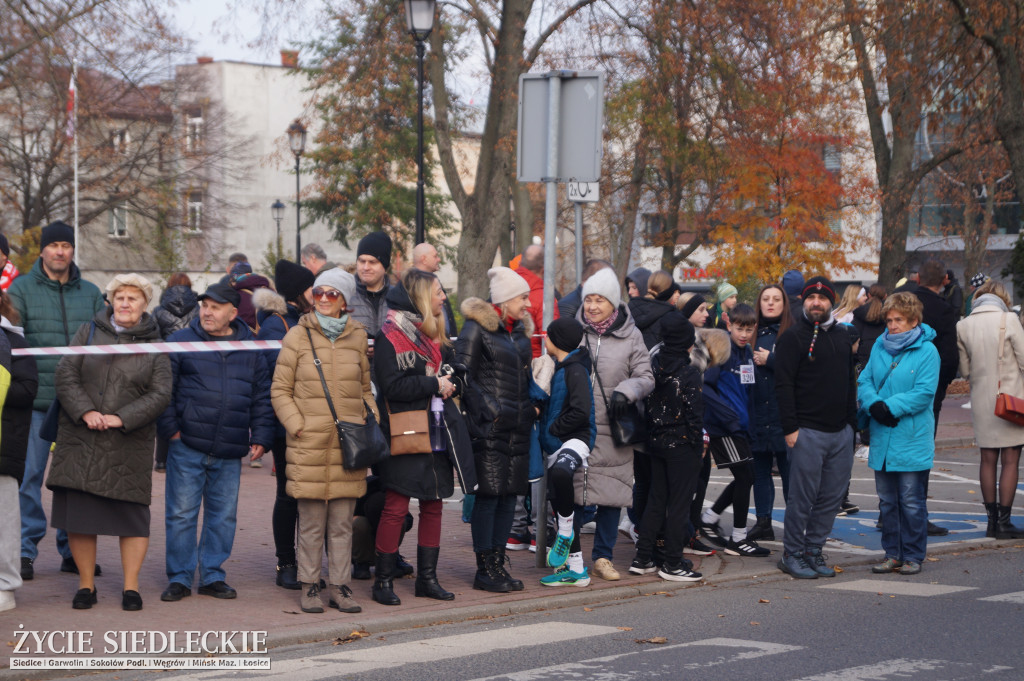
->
[956,280,1024,539]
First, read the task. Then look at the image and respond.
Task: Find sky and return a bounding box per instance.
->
[176,0,308,65]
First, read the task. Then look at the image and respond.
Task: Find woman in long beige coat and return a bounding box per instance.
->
[272,268,377,614]
[956,280,1024,539]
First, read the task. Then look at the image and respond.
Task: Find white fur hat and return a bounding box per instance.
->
[581,267,621,309]
[488,267,530,305]
[314,268,357,309]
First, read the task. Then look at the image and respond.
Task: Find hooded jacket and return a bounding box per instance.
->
[857,324,939,472]
[153,285,198,339]
[851,301,886,369]
[373,284,475,499]
[254,287,302,440]
[7,259,105,410]
[627,297,675,350]
[515,265,558,358]
[271,312,375,501]
[46,310,172,504]
[751,320,786,452]
[455,297,535,497]
[0,320,37,483]
[158,316,275,457]
[537,347,596,456]
[230,273,273,331]
[644,345,702,457]
[703,340,754,438]
[575,304,654,508]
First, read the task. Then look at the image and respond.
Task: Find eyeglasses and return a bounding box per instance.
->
[312,288,342,301]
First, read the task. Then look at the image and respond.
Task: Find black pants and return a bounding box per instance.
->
[689,453,712,530]
[271,437,298,566]
[710,459,755,530]
[547,449,583,554]
[636,450,702,566]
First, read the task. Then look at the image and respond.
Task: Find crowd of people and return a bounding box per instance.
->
[0,220,1022,616]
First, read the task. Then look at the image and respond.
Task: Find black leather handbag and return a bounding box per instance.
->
[591,345,647,447]
[306,328,390,470]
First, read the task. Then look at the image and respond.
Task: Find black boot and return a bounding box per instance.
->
[494,547,524,591]
[994,505,1024,539]
[473,550,511,592]
[746,516,775,542]
[275,563,300,590]
[395,553,415,577]
[984,502,999,538]
[371,552,402,606]
[414,546,454,600]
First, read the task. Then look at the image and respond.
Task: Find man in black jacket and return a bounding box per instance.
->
[774,277,856,580]
[914,259,959,536]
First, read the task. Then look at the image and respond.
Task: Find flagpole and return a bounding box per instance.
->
[72,59,79,261]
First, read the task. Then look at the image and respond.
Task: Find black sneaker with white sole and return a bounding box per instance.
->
[657,564,703,582]
[684,535,717,556]
[698,521,727,546]
[628,557,658,575]
[723,538,771,557]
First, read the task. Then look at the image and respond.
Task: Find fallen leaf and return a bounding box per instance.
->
[617,627,633,631]
[834,566,844,573]
[937,467,951,472]
[968,490,976,494]
[926,557,939,562]
[718,614,725,617]
[890,595,896,598]
[333,631,370,645]
[636,637,668,644]
[750,622,760,626]
[583,607,593,612]
[758,598,770,604]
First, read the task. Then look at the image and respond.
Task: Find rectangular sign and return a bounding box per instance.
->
[566,181,599,203]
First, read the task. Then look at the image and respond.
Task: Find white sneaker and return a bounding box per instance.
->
[855,445,870,460]
[0,591,15,612]
[961,401,972,409]
[580,521,596,535]
[250,457,263,468]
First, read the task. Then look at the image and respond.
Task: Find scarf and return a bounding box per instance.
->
[316,311,349,342]
[973,293,1009,313]
[381,309,442,374]
[585,308,619,336]
[881,325,922,357]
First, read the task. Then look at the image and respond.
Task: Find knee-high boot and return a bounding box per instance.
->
[414,546,454,600]
[371,552,401,606]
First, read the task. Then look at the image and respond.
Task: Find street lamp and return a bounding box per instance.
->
[287,119,307,257]
[404,0,436,245]
[271,199,285,259]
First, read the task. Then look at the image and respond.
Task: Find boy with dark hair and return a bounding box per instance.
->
[699,303,771,557]
[533,318,597,587]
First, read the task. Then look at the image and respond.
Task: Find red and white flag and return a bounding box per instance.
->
[66,74,75,140]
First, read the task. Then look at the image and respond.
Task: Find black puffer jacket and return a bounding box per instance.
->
[0,323,37,483]
[851,302,885,369]
[628,297,674,350]
[153,285,198,339]
[455,297,535,497]
[374,284,476,498]
[750,320,786,452]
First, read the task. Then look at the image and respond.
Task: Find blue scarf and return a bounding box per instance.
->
[881,325,922,357]
[316,311,349,342]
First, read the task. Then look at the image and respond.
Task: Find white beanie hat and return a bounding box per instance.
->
[314,268,357,309]
[488,267,530,305]
[581,267,621,309]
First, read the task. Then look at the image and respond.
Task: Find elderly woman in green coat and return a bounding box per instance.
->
[46,274,172,611]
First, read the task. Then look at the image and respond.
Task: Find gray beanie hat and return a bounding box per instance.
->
[581,267,622,309]
[314,268,357,309]
[488,267,530,305]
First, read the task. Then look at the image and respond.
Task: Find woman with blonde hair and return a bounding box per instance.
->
[834,285,863,324]
[957,280,1024,538]
[371,268,473,605]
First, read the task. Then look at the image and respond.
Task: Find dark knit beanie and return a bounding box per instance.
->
[661,311,696,350]
[40,220,75,250]
[546,318,584,353]
[0,233,8,257]
[274,259,315,302]
[357,231,392,270]
[679,294,706,320]
[802,276,836,305]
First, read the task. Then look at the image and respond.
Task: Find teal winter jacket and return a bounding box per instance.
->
[7,260,105,410]
[857,323,940,472]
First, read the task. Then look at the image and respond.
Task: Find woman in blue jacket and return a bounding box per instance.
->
[857,292,939,576]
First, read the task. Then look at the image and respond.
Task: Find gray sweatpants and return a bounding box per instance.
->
[783,425,854,556]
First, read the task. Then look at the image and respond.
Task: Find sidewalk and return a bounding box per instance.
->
[0,394,990,674]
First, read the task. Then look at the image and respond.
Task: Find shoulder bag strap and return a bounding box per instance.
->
[997,313,1007,393]
[586,334,610,412]
[86,321,96,345]
[306,326,343,426]
[875,350,907,393]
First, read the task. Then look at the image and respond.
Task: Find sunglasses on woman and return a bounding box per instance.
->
[312,287,342,301]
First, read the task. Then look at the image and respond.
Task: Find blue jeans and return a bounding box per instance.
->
[470,494,517,553]
[19,409,71,561]
[875,469,929,564]
[574,504,620,562]
[752,449,790,518]
[165,440,241,587]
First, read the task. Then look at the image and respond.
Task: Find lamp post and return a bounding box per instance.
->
[404,0,436,245]
[287,119,307,257]
[271,199,285,260]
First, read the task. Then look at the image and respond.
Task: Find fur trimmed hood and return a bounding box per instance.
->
[460,296,535,338]
[691,328,731,373]
[252,287,287,315]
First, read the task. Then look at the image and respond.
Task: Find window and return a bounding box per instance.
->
[109,201,128,237]
[185,108,203,153]
[186,191,203,232]
[110,128,131,155]
[642,213,665,239]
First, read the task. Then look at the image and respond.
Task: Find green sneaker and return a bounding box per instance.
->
[546,531,574,568]
[540,565,590,587]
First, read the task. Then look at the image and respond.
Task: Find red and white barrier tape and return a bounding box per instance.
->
[12,340,284,357]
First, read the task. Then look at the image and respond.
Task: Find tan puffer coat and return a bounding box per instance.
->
[271,313,377,500]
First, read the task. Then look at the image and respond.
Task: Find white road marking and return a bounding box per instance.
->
[979,591,1024,604]
[819,579,978,597]
[788,658,1013,680]
[163,622,620,681]
[468,637,803,680]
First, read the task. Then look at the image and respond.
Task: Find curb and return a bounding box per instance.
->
[935,437,976,449]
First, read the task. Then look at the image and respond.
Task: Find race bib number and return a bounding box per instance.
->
[739,363,755,384]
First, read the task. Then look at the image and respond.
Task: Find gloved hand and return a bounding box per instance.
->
[868,401,899,428]
[610,391,631,420]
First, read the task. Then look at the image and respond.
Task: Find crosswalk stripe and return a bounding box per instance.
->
[979,591,1024,603]
[164,622,620,681]
[788,658,1013,680]
[819,579,978,597]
